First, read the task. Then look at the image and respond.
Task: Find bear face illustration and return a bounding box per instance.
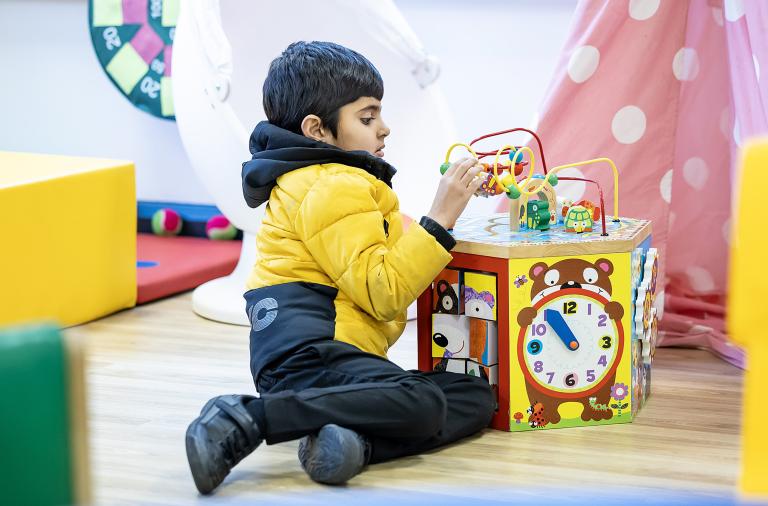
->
[464,286,495,320]
[528,258,615,305]
[434,279,460,314]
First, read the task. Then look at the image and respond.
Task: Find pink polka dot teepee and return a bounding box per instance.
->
[497,0,768,367]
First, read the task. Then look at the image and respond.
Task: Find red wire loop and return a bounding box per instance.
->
[468,128,549,174]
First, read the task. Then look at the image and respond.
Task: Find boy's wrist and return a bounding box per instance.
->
[419,216,456,252]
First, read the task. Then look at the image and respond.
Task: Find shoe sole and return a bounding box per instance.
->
[186,420,218,494]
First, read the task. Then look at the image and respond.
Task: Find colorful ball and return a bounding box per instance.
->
[506,185,522,199]
[206,215,238,240]
[151,208,182,236]
[547,173,559,186]
[509,149,524,164]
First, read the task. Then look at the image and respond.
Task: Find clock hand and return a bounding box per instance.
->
[544,309,580,351]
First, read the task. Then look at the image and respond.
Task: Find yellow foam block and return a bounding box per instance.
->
[0,152,136,327]
[728,137,768,498]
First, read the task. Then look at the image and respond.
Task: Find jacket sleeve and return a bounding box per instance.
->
[295,172,454,321]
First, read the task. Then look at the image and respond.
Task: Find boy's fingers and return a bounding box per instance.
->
[446,157,477,178]
[461,164,485,187]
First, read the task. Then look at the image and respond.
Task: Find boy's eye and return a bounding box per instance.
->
[361,117,374,125]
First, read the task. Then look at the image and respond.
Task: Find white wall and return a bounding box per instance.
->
[0,0,574,206]
[0,0,212,203]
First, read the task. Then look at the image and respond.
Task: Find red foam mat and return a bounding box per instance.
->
[136,233,241,304]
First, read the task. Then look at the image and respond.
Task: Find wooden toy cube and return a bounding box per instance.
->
[469,318,497,366]
[432,356,467,374]
[467,360,499,386]
[417,214,653,431]
[431,314,470,359]
[463,271,497,321]
[433,269,463,314]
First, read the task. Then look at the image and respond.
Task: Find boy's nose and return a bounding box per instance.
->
[380,123,390,138]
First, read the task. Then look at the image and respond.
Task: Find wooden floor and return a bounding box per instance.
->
[66,293,744,505]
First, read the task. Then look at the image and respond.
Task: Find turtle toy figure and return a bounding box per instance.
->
[564,205,594,233]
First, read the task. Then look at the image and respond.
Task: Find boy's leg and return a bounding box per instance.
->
[365,370,495,464]
[255,340,452,444]
[254,340,494,452]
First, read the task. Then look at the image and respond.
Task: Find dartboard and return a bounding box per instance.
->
[89,0,178,119]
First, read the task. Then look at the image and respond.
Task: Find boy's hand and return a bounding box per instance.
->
[426,157,485,230]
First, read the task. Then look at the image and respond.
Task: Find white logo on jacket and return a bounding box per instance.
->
[248,298,279,332]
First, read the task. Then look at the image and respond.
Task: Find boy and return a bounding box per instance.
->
[186,41,494,495]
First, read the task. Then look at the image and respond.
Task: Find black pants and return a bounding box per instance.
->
[255,340,495,464]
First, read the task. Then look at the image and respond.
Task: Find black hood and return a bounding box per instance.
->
[241,121,397,208]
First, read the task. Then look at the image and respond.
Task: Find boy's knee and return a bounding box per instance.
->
[461,375,496,426]
[405,377,447,438]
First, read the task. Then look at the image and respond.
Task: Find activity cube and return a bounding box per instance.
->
[0,152,136,327]
[417,214,654,431]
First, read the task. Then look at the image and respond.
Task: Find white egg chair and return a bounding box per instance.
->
[173,0,456,325]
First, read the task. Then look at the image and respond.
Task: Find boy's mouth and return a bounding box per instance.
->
[375,145,385,157]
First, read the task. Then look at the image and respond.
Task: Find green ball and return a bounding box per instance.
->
[506,186,521,199]
[440,162,451,175]
[547,173,559,186]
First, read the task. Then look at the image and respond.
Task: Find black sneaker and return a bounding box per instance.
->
[185,395,263,494]
[298,424,370,485]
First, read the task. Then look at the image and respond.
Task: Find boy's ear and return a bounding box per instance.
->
[300,114,332,143]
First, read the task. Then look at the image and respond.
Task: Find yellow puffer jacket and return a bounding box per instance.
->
[242,122,454,379]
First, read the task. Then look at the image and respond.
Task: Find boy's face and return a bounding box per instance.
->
[328,96,390,158]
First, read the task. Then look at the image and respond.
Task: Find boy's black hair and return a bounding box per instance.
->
[263,41,384,137]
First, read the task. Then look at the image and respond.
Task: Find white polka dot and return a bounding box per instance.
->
[660,169,673,203]
[725,0,745,21]
[612,106,646,144]
[673,48,700,81]
[686,266,715,293]
[720,107,731,140]
[734,120,741,146]
[682,157,709,190]
[754,54,760,81]
[555,167,586,202]
[712,7,724,26]
[629,0,660,20]
[722,218,731,244]
[568,46,600,83]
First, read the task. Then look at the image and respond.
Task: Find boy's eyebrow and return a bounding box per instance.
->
[358,104,381,114]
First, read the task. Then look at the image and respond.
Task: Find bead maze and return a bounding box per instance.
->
[418,128,657,431]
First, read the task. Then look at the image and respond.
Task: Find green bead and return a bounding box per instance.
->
[506,186,521,199]
[440,162,451,175]
[547,173,558,186]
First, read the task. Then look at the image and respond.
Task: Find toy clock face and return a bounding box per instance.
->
[518,288,624,398]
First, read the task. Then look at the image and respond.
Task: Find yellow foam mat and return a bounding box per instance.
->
[0,152,136,327]
[728,138,768,498]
